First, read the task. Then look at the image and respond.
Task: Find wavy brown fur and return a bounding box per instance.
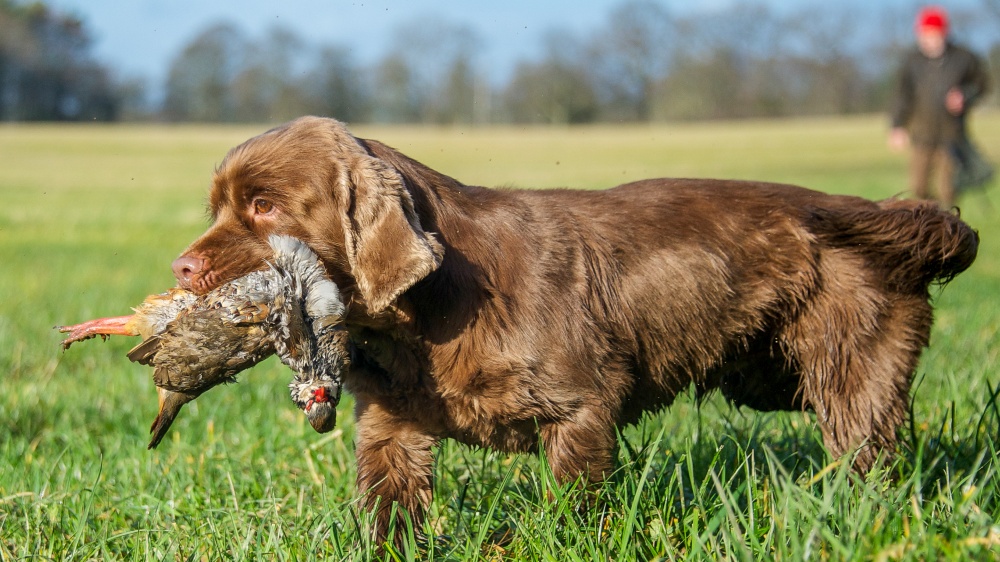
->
[809,199,978,292]
[172,117,978,547]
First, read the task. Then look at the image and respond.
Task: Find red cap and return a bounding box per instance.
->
[916,6,949,34]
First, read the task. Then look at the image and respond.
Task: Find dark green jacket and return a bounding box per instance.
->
[890,42,991,145]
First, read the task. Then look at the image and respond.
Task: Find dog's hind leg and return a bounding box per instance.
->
[780,249,933,473]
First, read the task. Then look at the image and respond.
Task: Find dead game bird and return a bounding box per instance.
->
[287,326,351,434]
[58,235,348,448]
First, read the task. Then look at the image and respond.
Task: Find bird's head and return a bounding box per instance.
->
[291,380,341,433]
[304,386,338,433]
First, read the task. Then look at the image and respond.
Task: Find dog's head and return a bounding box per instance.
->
[173,116,444,314]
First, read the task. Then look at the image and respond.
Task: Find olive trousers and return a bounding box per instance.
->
[910,143,955,208]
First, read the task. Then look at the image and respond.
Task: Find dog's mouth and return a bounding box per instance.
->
[184,258,271,295]
[186,270,217,295]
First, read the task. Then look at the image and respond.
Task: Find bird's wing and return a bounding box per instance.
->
[126,335,162,366]
[149,309,273,393]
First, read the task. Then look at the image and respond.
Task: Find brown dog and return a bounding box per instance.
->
[172,116,977,543]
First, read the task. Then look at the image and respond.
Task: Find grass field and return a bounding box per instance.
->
[1,113,999,560]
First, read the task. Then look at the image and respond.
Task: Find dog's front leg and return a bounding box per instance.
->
[354,398,437,551]
[540,407,616,487]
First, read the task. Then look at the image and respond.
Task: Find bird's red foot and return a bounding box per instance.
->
[57,315,137,350]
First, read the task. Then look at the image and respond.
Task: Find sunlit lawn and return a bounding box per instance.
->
[1,113,999,560]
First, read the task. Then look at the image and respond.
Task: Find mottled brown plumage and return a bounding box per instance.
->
[59,235,348,447]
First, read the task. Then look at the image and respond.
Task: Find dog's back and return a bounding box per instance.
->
[496,179,979,473]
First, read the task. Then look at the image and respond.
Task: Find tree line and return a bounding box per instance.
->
[3,0,999,123]
[0,0,125,120]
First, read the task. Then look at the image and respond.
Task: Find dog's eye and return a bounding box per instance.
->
[253,198,275,215]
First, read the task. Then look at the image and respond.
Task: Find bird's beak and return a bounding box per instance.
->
[307,406,337,434]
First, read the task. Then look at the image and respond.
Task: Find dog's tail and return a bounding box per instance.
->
[810,199,978,293]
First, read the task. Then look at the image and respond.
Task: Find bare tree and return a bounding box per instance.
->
[371,53,421,123]
[980,0,1000,107]
[0,1,121,120]
[782,8,870,115]
[372,16,483,124]
[231,26,306,122]
[656,4,780,120]
[589,0,673,121]
[438,54,476,124]
[163,22,245,121]
[302,45,371,123]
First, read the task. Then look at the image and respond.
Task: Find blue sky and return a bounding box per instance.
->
[46,0,664,82]
[43,0,991,92]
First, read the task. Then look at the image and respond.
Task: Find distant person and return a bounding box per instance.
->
[888,5,992,208]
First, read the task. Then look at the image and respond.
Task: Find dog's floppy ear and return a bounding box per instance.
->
[339,152,444,313]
